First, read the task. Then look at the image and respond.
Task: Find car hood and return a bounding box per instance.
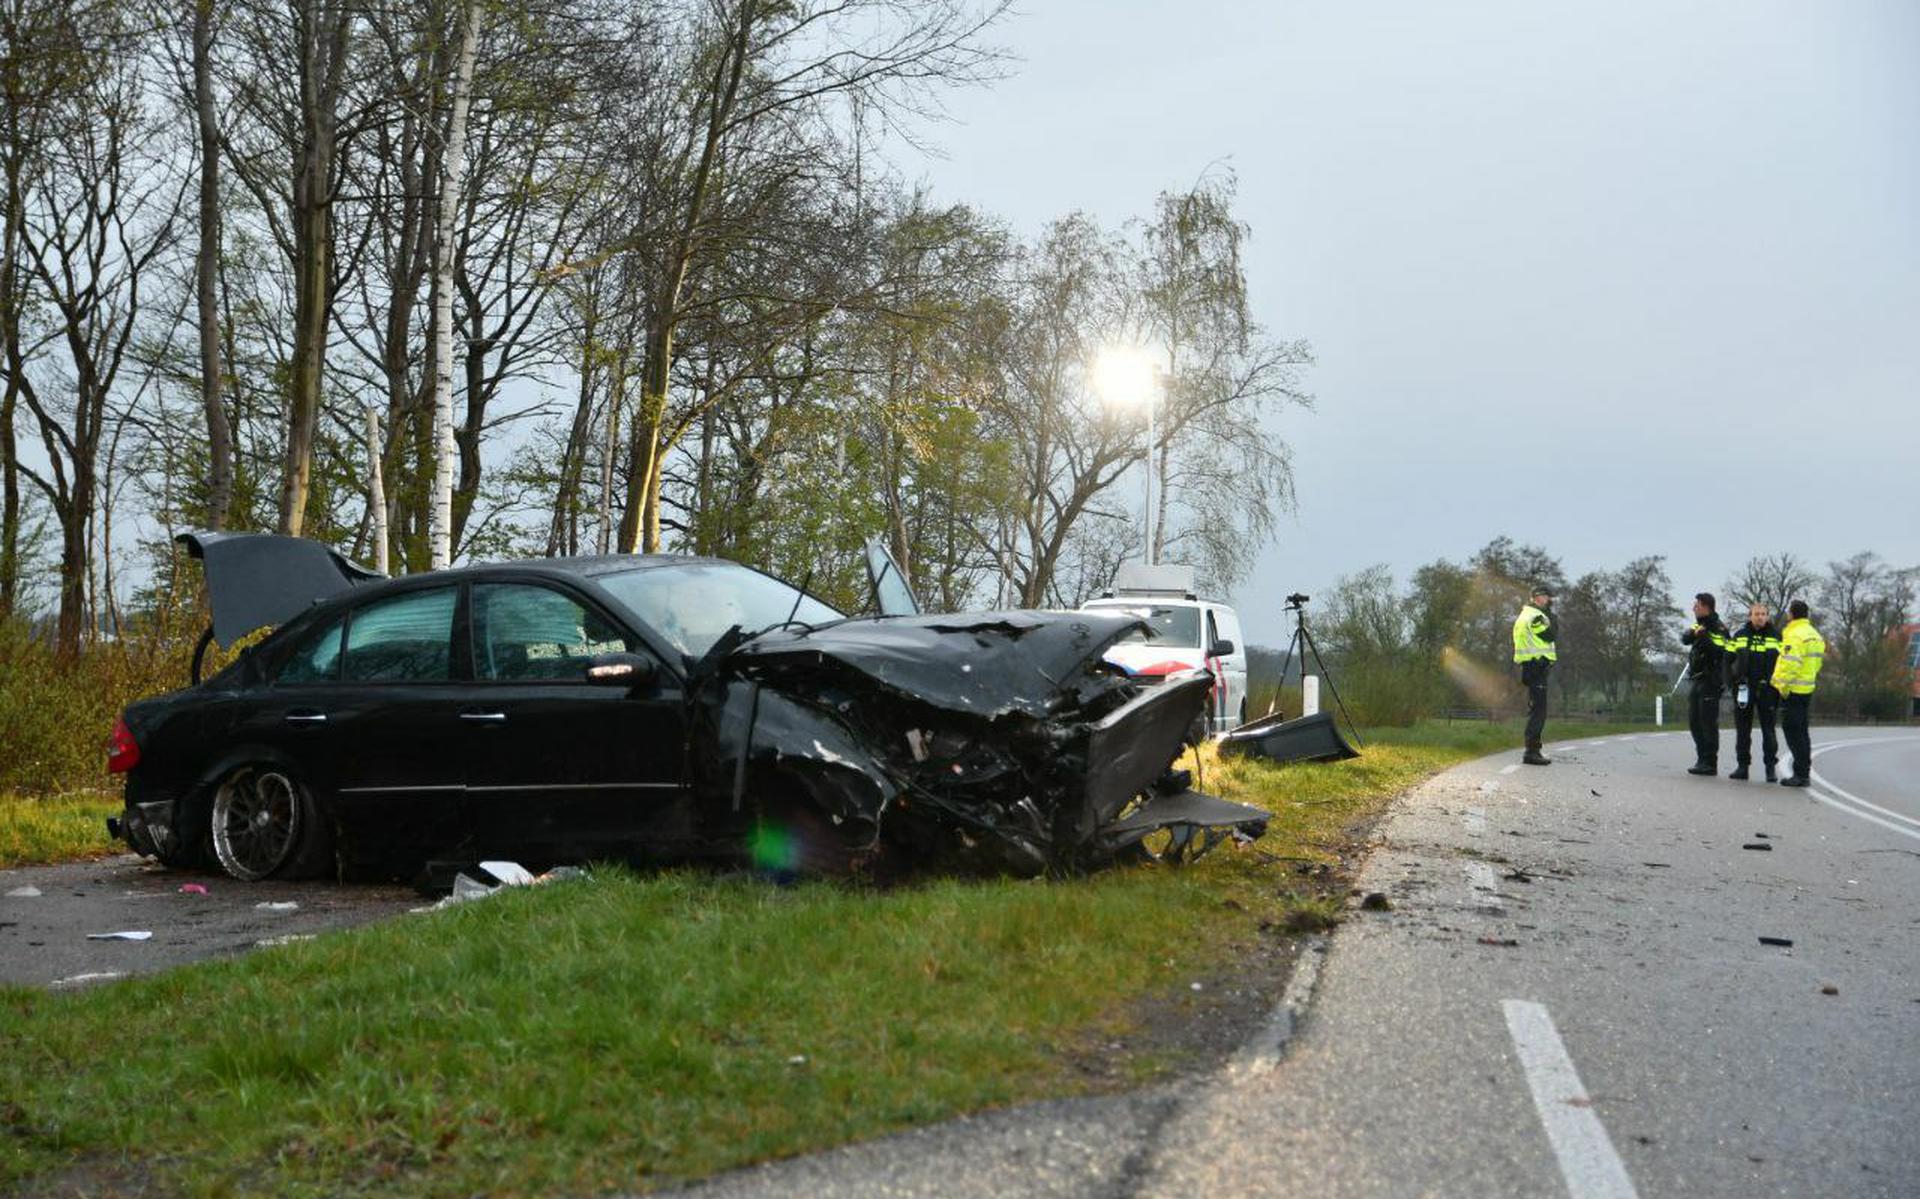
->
[177,531,383,647]
[724,609,1148,720]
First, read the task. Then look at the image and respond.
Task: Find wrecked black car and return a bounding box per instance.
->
[107,533,1267,882]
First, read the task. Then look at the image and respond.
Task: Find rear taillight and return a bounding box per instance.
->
[106,715,140,773]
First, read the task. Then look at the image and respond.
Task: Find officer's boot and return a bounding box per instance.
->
[1764,763,1777,782]
[1728,763,1749,780]
[1522,747,1551,766]
[1687,759,1716,776]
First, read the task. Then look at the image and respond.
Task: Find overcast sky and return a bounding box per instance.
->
[902,0,1919,645]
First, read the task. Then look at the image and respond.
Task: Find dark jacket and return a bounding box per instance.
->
[1680,612,1729,684]
[1722,619,1782,689]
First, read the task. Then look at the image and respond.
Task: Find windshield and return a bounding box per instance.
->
[597,561,844,659]
[1100,604,1201,648]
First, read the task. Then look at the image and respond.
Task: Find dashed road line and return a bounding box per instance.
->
[1502,999,1640,1199]
[1500,763,1521,775]
[1463,806,1488,836]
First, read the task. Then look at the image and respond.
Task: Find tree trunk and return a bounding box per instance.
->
[365,405,388,573]
[193,0,232,530]
[426,0,479,569]
[279,0,349,536]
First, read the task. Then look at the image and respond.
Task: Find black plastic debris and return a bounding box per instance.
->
[1758,936,1794,947]
[1218,710,1361,765]
[1742,843,1773,852]
[1359,892,1393,911]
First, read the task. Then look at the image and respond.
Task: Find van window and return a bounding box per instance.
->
[1109,605,1201,648]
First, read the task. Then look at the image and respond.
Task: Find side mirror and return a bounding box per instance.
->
[1209,638,1237,658]
[585,652,656,686]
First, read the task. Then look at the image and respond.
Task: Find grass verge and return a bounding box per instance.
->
[0,791,121,869]
[0,719,1647,1197]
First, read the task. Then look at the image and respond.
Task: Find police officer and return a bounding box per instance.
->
[1722,600,1782,781]
[1771,599,1825,787]
[1512,585,1557,765]
[1680,592,1730,775]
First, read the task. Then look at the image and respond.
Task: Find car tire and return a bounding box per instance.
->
[208,765,333,882]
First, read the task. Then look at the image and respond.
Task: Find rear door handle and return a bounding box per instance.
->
[284,712,327,724]
[460,711,507,724]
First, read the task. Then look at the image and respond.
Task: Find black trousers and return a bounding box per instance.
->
[1733,684,1780,768]
[1688,679,1722,766]
[1782,692,1812,778]
[1522,659,1550,750]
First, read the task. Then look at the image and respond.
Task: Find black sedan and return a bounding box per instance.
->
[108,533,1266,882]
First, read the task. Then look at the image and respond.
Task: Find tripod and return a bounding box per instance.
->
[1268,599,1365,748]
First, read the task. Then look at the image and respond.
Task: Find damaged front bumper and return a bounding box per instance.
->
[712,613,1269,876]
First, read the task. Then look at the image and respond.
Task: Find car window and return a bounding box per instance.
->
[1206,610,1220,650]
[276,614,344,685]
[473,583,632,681]
[1100,604,1201,648]
[343,587,456,682]
[598,561,844,660]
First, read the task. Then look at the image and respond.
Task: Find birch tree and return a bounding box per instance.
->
[425,0,479,569]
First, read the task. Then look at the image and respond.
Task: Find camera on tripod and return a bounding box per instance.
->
[1284,592,1310,609]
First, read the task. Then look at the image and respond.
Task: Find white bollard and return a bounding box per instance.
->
[1655,695,1664,726]
[1303,675,1321,717]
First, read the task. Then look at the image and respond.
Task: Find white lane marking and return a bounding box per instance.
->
[1500,763,1521,775]
[1466,861,1501,908]
[1810,771,1920,829]
[1585,742,1607,749]
[1809,789,1920,843]
[1502,1000,1641,1199]
[1464,807,1488,835]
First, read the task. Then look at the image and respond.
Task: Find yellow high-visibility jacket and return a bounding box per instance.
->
[1512,605,1557,663]
[1771,618,1825,696]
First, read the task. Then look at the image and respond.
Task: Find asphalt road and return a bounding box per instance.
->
[0,854,419,988]
[665,726,1920,1199]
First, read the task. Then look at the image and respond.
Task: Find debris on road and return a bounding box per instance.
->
[1359,892,1393,912]
[5,885,42,898]
[253,901,299,912]
[1218,710,1361,766]
[85,930,152,941]
[1753,832,1773,839]
[1820,984,1839,996]
[256,933,317,948]
[1758,936,1794,947]
[1742,843,1773,852]
[1641,862,1672,868]
[178,883,208,895]
[479,860,536,886]
[51,972,125,987]
[1476,936,1520,947]
[1501,869,1535,883]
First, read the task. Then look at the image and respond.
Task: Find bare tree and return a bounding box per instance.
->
[11,15,182,650]
[1724,551,1818,619]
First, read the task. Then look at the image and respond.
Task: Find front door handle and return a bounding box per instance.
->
[284,711,327,724]
[460,711,508,724]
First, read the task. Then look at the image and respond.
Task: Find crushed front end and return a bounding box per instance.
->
[699,611,1268,876]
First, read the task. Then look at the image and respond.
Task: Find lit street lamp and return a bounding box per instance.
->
[1092,345,1161,564]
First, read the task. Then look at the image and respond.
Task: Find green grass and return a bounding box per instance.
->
[0,718,1641,1197]
[0,791,121,868]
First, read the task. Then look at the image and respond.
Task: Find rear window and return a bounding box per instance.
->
[1095,604,1201,648]
[275,615,344,685]
[344,587,456,682]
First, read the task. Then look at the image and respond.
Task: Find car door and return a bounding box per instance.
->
[459,580,687,861]
[322,584,469,853]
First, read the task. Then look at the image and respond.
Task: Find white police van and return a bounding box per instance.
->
[1080,563,1250,735]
